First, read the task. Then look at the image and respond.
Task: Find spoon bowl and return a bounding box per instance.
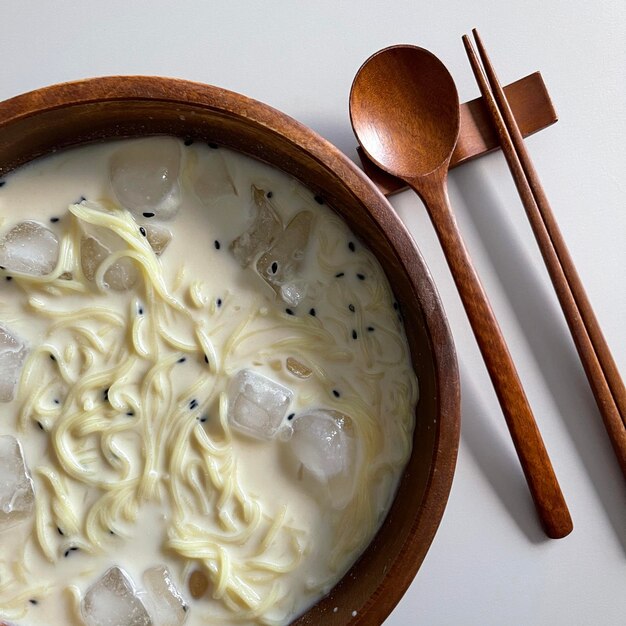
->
[350,45,460,180]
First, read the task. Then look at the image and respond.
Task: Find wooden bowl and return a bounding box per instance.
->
[0,77,460,625]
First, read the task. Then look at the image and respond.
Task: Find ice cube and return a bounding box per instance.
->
[0,324,29,402]
[256,211,313,306]
[102,257,139,291]
[278,280,309,307]
[110,137,181,220]
[81,236,108,281]
[227,369,293,440]
[0,221,59,276]
[230,185,282,267]
[144,224,172,256]
[143,566,188,626]
[290,410,356,481]
[191,149,237,203]
[82,566,152,626]
[80,236,138,291]
[0,435,35,531]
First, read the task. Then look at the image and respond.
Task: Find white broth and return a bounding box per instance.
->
[0,137,417,626]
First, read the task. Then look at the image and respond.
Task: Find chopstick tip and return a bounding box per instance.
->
[461,33,479,62]
[472,28,487,54]
[461,33,473,52]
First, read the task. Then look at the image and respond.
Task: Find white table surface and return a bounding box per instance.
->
[2,2,625,625]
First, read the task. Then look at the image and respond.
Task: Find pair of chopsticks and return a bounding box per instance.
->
[462,30,626,477]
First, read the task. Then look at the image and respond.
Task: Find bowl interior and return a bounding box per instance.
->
[0,77,460,625]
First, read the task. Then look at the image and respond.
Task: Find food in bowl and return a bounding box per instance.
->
[0,136,418,625]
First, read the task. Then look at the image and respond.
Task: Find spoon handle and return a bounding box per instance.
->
[412,174,572,539]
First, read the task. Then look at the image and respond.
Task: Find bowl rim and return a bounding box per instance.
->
[0,76,461,625]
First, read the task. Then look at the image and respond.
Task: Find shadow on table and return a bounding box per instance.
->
[459,374,547,544]
[451,164,626,552]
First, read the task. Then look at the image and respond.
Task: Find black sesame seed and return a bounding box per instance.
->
[49,354,56,362]
[348,241,356,252]
[309,308,316,316]
[352,329,358,340]
[216,298,222,307]
[393,301,399,310]
[356,273,366,281]
[266,191,273,199]
[0,181,5,187]
[214,240,221,250]
[285,308,294,316]
[57,527,64,536]
[335,272,344,278]
[208,142,219,149]
[29,599,38,605]
[50,216,60,223]
[126,411,134,417]
[178,357,187,363]
[54,399,60,405]
[5,276,12,281]
[271,261,278,274]
[138,307,144,315]
[142,212,155,218]
[367,326,375,332]
[0,265,5,270]
[314,195,324,204]
[139,227,147,237]
[204,355,209,364]
[348,304,355,313]
[109,530,115,535]
[70,546,79,552]
[200,416,208,423]
[36,421,44,431]
[183,605,189,613]
[189,399,198,410]
[104,388,109,401]
[332,389,341,398]
[287,413,295,421]
[184,137,194,146]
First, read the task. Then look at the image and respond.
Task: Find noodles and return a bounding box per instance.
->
[0,139,418,626]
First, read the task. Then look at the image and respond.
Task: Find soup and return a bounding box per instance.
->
[0,137,417,625]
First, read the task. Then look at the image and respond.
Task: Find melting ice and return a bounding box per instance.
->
[0,435,35,531]
[82,566,152,626]
[290,410,357,508]
[291,409,356,480]
[228,369,293,440]
[231,185,282,267]
[0,323,29,402]
[110,137,181,220]
[0,220,59,276]
[143,565,189,626]
[257,210,313,307]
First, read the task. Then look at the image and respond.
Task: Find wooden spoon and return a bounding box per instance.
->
[350,45,572,539]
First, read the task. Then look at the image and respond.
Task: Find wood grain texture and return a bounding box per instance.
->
[357,71,558,196]
[0,76,461,625]
[350,45,572,539]
[464,30,626,477]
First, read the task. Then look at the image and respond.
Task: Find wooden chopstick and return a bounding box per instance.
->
[462,30,626,477]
